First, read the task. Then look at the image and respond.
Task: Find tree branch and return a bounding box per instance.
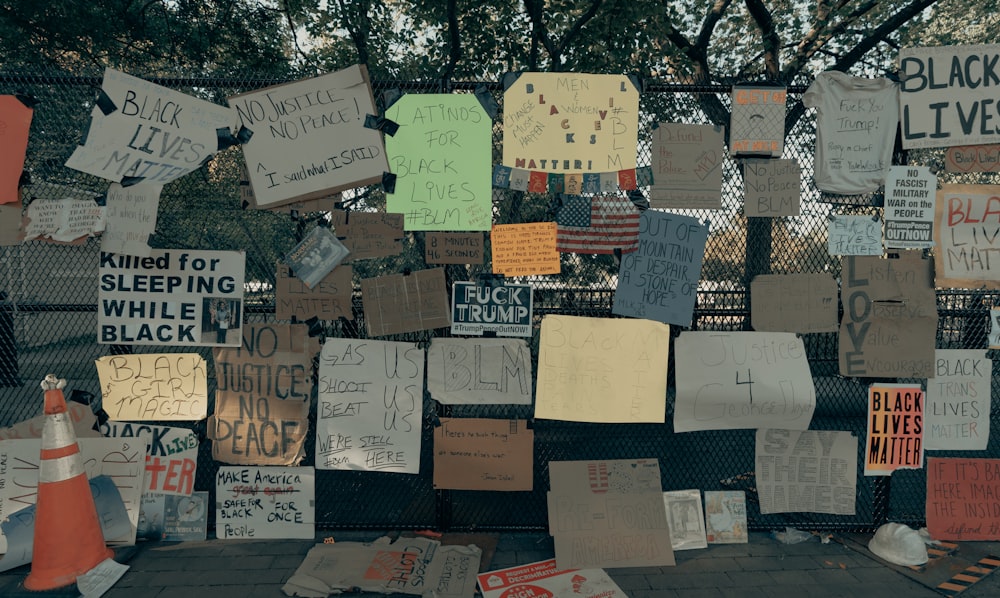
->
[743,0,780,80]
[523,0,604,71]
[441,0,461,80]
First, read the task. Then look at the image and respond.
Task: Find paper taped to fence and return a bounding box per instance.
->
[756,429,857,515]
[216,466,315,539]
[427,337,532,405]
[96,353,208,421]
[925,349,990,451]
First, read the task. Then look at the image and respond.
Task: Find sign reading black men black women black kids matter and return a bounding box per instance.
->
[99,249,245,346]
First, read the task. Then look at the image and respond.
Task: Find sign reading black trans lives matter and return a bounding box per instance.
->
[99,249,245,346]
[451,281,532,337]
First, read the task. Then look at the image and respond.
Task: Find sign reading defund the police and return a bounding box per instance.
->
[99,249,245,346]
[451,281,532,337]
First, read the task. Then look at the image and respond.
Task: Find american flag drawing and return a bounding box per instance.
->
[556,194,640,254]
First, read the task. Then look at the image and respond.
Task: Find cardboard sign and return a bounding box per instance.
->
[755,429,857,515]
[926,458,1000,540]
[827,214,883,255]
[432,418,533,491]
[674,332,816,432]
[750,273,838,334]
[0,95,32,204]
[283,536,481,598]
[427,337,532,405]
[729,85,785,157]
[704,490,748,544]
[316,338,424,473]
[228,65,388,209]
[547,459,674,569]
[101,422,199,496]
[502,72,640,173]
[22,197,105,244]
[865,384,924,476]
[211,323,317,465]
[65,68,235,185]
[95,353,208,421]
[743,159,800,217]
[613,210,708,327]
[101,182,160,257]
[649,123,724,210]
[900,44,1000,149]
[329,210,404,260]
[925,349,990,451]
[945,144,1000,173]
[360,268,450,337]
[535,315,669,423]
[275,261,354,321]
[935,183,1000,288]
[98,249,245,346]
[385,94,492,231]
[884,166,936,249]
[838,252,937,378]
[490,222,560,276]
[478,559,628,598]
[215,466,315,539]
[451,281,533,337]
[425,232,484,265]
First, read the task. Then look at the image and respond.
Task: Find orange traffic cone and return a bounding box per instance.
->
[24,374,113,591]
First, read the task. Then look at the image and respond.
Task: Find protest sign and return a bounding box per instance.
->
[427,337,532,405]
[328,210,404,261]
[547,458,673,569]
[536,315,669,423]
[729,85,785,157]
[884,166,936,249]
[755,429,857,515]
[137,491,208,541]
[385,94,492,231]
[926,349,990,451]
[900,44,1000,149]
[743,159,800,217]
[360,268,450,337]
[0,95,32,204]
[478,559,628,598]
[95,353,208,421]
[65,68,235,185]
[502,72,640,173]
[946,144,1000,173]
[613,210,707,326]
[674,331,816,432]
[827,214,883,255]
[750,273,838,333]
[838,252,937,378]
[432,418,533,491]
[275,261,354,321]
[649,123,724,209]
[237,161,341,212]
[101,422,199,496]
[451,281,532,337]
[425,232,484,265]
[101,182,160,257]
[211,323,316,465]
[216,466,314,539]
[490,222,560,276]
[935,183,1000,288]
[704,491,748,544]
[926,458,1000,541]
[228,65,388,209]
[663,489,707,550]
[317,338,424,473]
[98,249,245,346]
[0,400,99,440]
[22,197,105,244]
[0,203,20,245]
[283,225,350,290]
[865,384,924,476]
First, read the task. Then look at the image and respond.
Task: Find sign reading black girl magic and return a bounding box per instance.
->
[99,249,245,346]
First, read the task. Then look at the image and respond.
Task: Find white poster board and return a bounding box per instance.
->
[427,337,532,405]
[215,466,314,539]
[755,429,857,515]
[925,349,991,451]
[95,353,208,421]
[884,165,936,249]
[101,421,199,496]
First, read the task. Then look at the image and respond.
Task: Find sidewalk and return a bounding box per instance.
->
[1,530,999,597]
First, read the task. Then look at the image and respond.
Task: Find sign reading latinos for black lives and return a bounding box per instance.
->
[451,281,533,337]
[884,166,936,249]
[502,72,640,173]
[65,68,236,185]
[99,249,245,346]
[216,466,314,539]
[228,65,389,209]
[900,43,1000,149]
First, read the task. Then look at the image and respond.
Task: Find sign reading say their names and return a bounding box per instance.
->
[95,353,208,421]
[427,337,532,405]
[755,429,857,515]
[451,281,533,337]
[98,249,245,346]
[674,332,816,432]
[216,466,314,539]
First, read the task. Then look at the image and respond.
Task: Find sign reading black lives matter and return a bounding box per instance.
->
[228,65,389,209]
[99,249,245,346]
[451,281,533,337]
[65,68,236,185]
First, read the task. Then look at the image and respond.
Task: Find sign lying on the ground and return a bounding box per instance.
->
[477,558,628,598]
[215,466,315,540]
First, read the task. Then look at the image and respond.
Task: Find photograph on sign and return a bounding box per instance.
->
[283,225,350,290]
[663,489,708,551]
[705,490,748,544]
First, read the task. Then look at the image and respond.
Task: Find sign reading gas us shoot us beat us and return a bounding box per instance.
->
[451,281,533,338]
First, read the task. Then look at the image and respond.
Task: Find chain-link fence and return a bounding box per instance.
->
[0,71,995,532]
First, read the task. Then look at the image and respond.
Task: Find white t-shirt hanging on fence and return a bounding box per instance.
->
[803,71,899,196]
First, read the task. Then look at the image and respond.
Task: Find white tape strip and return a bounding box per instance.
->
[39,453,84,484]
